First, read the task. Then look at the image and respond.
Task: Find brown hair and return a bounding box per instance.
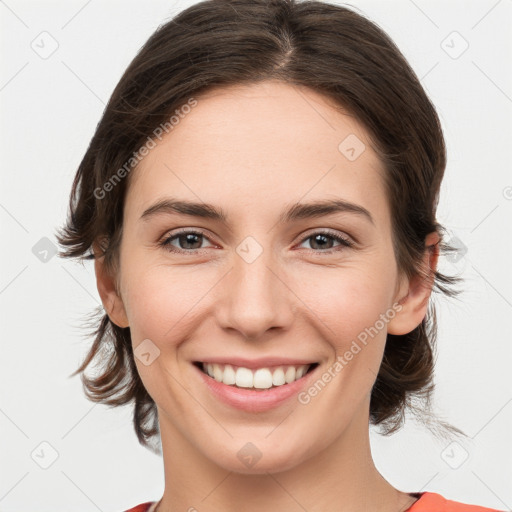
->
[56,0,465,453]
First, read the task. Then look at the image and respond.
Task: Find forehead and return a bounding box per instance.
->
[125,80,388,225]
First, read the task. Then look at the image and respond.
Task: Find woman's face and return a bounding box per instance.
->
[102,80,418,473]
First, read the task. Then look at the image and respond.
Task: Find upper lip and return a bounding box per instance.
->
[194,357,318,369]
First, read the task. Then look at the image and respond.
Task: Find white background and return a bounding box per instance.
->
[0,0,511,511]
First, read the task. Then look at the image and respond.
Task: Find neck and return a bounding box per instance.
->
[155,402,416,512]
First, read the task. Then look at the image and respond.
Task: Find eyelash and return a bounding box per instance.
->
[158,228,354,255]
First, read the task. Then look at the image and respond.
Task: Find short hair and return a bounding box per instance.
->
[56,0,463,453]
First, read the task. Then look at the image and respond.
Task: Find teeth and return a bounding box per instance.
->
[236,367,255,388]
[202,362,312,389]
[253,368,273,389]
[213,364,223,382]
[222,364,236,385]
[272,367,286,386]
[285,366,296,383]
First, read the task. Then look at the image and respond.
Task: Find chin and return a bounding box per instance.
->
[206,438,313,475]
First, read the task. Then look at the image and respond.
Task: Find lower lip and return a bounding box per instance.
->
[193,363,319,413]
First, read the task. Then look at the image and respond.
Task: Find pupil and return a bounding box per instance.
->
[311,234,331,250]
[181,233,201,249]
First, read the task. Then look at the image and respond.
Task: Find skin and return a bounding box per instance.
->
[94,80,439,512]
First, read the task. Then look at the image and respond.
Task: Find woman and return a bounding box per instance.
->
[56,0,506,511]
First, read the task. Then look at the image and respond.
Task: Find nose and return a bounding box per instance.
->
[215,244,296,341]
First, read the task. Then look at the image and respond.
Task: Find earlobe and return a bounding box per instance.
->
[93,242,129,328]
[387,231,440,336]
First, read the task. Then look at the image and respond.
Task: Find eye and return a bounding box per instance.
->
[297,230,354,253]
[159,229,215,254]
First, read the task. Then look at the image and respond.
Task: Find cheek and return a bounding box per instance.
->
[120,262,166,340]
[301,264,395,335]
[121,263,216,345]
[121,263,210,403]
[296,264,396,385]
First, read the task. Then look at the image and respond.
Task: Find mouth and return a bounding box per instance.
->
[193,361,320,391]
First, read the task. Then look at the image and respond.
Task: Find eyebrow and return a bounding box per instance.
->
[140,197,374,226]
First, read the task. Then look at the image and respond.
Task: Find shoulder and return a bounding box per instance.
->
[409,492,506,512]
[123,501,158,512]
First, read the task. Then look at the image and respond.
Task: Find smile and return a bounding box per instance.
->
[195,361,319,390]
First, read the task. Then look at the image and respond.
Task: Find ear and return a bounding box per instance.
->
[93,241,129,328]
[387,231,439,336]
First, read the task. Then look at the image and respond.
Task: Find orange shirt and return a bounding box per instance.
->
[407,492,506,511]
[124,492,506,511]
